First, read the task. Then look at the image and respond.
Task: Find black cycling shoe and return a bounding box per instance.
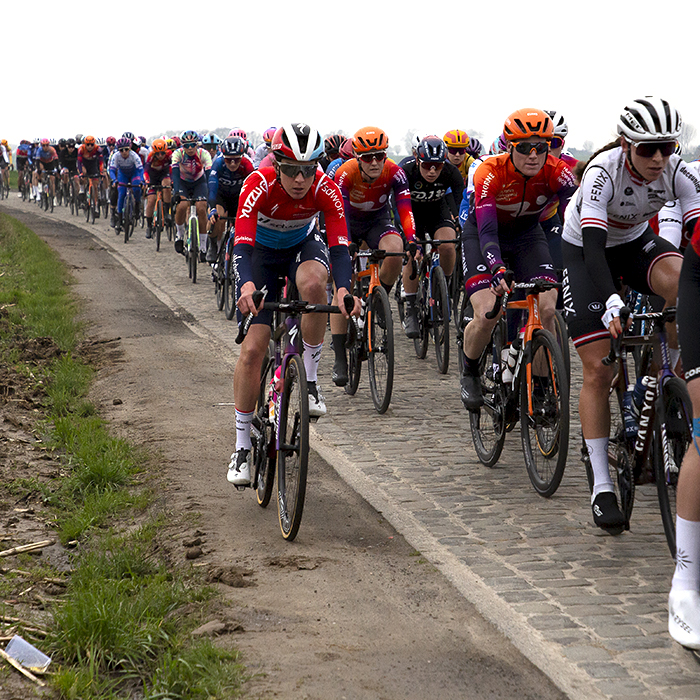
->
[402,305,420,339]
[206,243,218,264]
[460,369,483,410]
[332,358,348,387]
[174,239,184,255]
[592,492,625,534]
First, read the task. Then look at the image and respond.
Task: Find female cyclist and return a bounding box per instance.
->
[561,97,700,534]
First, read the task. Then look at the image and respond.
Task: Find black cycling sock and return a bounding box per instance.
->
[464,354,480,376]
[332,334,346,360]
[381,280,393,296]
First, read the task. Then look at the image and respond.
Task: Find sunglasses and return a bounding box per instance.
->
[550,137,564,150]
[183,142,198,149]
[224,156,242,164]
[279,162,317,178]
[358,151,387,164]
[447,147,466,155]
[119,148,131,153]
[630,140,676,158]
[512,141,549,156]
[419,161,444,171]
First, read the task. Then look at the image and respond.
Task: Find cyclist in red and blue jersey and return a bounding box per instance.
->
[78,136,105,214]
[206,136,254,262]
[229,123,360,487]
[171,130,212,255]
[15,140,33,195]
[35,138,60,204]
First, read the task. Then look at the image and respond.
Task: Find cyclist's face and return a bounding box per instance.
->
[509,137,548,177]
[276,161,315,199]
[623,139,670,182]
[446,150,466,166]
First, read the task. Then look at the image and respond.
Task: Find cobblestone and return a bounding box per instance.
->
[7,198,700,700]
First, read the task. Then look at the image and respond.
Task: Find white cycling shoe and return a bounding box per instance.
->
[669,588,700,649]
[227,449,251,486]
[307,381,326,418]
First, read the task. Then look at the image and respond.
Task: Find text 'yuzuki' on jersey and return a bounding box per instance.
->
[334,159,416,241]
[469,153,577,273]
[233,167,352,292]
[562,148,700,250]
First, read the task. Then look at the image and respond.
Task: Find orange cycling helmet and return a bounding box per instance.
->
[443,129,469,149]
[352,126,388,154]
[503,108,553,142]
[152,138,167,153]
[84,135,97,147]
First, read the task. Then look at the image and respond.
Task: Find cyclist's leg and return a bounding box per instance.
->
[670,246,700,647]
[435,223,456,277]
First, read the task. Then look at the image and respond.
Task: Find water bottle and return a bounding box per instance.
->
[501,340,520,384]
[631,376,651,418]
[622,386,638,439]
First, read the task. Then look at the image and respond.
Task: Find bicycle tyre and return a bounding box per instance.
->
[49,187,54,213]
[652,376,693,558]
[215,246,226,311]
[553,310,571,385]
[431,266,450,374]
[124,195,132,243]
[189,219,198,284]
[252,350,277,508]
[277,354,309,541]
[520,328,570,497]
[394,277,405,325]
[345,318,362,396]
[367,286,394,414]
[414,284,429,359]
[86,188,92,222]
[155,199,163,252]
[469,322,507,467]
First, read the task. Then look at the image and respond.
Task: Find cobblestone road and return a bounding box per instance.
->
[4,197,700,699]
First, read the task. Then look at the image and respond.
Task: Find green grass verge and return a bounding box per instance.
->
[0,213,245,698]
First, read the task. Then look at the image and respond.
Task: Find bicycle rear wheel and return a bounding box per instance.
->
[520,329,569,497]
[431,266,450,374]
[469,323,507,467]
[653,376,692,558]
[277,354,309,541]
[367,286,394,414]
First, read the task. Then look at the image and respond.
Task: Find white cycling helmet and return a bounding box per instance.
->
[545,110,568,139]
[617,97,682,142]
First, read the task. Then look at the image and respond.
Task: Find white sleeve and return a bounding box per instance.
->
[657,200,683,249]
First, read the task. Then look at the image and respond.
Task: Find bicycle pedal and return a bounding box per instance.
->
[233,484,250,492]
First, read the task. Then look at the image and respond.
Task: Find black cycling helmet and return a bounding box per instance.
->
[222,137,246,158]
[416,136,446,164]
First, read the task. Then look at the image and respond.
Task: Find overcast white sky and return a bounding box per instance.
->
[5,0,699,153]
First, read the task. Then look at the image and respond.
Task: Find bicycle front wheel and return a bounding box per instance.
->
[252,350,277,508]
[345,319,362,396]
[431,266,450,374]
[414,285,429,360]
[653,376,693,558]
[554,310,571,384]
[124,196,133,243]
[520,329,569,497]
[367,286,394,414]
[277,354,309,541]
[189,220,198,284]
[155,199,163,252]
[469,323,507,467]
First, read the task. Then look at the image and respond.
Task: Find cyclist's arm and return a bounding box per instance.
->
[391,168,416,242]
[471,163,504,274]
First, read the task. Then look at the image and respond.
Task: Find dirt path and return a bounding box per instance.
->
[5,206,568,699]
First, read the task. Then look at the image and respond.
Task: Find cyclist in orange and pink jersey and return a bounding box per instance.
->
[329,126,417,385]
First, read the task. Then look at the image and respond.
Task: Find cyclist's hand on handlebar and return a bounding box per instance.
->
[237,282,262,316]
[208,208,219,223]
[337,287,361,318]
[601,293,629,338]
[490,267,511,296]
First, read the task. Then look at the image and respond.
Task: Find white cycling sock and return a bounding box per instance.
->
[672,517,700,592]
[235,408,254,451]
[585,437,614,500]
[303,341,323,382]
[176,223,185,239]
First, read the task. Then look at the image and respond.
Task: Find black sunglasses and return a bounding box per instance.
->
[631,140,676,158]
[513,141,549,156]
[279,162,317,178]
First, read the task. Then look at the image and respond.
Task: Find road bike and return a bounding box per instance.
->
[39,171,55,213]
[149,184,171,252]
[84,174,101,224]
[460,273,570,497]
[213,217,234,312]
[223,219,238,321]
[115,183,139,243]
[396,238,458,374]
[345,248,406,414]
[580,306,692,546]
[236,287,354,541]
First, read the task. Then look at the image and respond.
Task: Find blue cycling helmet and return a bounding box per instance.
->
[180,130,199,144]
[202,133,222,146]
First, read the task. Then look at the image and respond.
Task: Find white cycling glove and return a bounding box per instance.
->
[601,293,625,329]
